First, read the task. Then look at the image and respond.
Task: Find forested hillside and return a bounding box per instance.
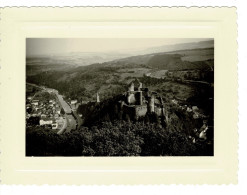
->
[113,47,214,70]
[26,120,213,156]
[27,47,214,102]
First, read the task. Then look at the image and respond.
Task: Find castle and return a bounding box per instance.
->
[119,79,166,120]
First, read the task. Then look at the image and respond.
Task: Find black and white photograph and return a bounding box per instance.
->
[25,38,214,156]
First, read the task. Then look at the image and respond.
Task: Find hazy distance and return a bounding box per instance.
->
[26,38,213,57]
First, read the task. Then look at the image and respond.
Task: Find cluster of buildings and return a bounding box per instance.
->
[118,79,167,120]
[26,96,64,130]
[171,99,206,119]
[117,79,210,142]
[170,98,211,142]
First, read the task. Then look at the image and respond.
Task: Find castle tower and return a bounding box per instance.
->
[148,95,155,113]
[159,97,165,116]
[160,105,165,117]
[128,82,134,92]
[96,92,100,103]
[139,91,143,105]
[159,96,164,105]
[138,82,143,91]
[163,107,169,123]
[135,91,143,106]
[144,87,150,97]
[127,91,131,104]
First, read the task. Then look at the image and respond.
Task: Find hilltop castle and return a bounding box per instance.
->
[119,79,166,120]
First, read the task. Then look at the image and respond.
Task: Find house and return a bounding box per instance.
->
[31,110,40,117]
[71,100,78,105]
[39,118,53,126]
[56,108,61,114]
[193,113,199,119]
[192,106,199,112]
[26,113,31,119]
[52,123,58,130]
[144,73,151,77]
[81,101,89,105]
[71,100,78,110]
[41,114,47,119]
[187,107,193,112]
[31,102,39,106]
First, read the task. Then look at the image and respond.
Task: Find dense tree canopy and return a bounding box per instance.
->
[26,120,213,156]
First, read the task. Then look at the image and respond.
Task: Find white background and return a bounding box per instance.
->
[0,0,246,194]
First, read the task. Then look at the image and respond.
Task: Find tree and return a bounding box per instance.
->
[61,108,65,115]
[27,116,40,125]
[125,114,130,123]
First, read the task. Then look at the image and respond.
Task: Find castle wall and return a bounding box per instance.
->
[123,104,136,119]
[148,96,155,113]
[127,93,136,104]
[135,105,147,117]
[129,83,134,92]
[138,83,143,91]
[135,91,143,105]
[154,107,162,116]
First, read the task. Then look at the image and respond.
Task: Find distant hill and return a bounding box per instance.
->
[26,40,214,69]
[26,52,130,67]
[26,45,214,103]
[112,47,214,71]
[139,40,214,54]
[27,47,214,77]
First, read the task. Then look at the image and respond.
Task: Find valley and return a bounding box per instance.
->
[25,40,214,156]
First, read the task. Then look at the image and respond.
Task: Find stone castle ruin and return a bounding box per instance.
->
[118,79,166,120]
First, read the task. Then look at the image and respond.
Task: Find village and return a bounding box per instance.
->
[26,84,78,133]
[26,94,65,130]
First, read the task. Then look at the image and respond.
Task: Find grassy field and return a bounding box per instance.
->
[151,81,195,101]
[168,47,214,62]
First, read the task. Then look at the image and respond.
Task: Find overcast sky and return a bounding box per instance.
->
[26,38,212,56]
